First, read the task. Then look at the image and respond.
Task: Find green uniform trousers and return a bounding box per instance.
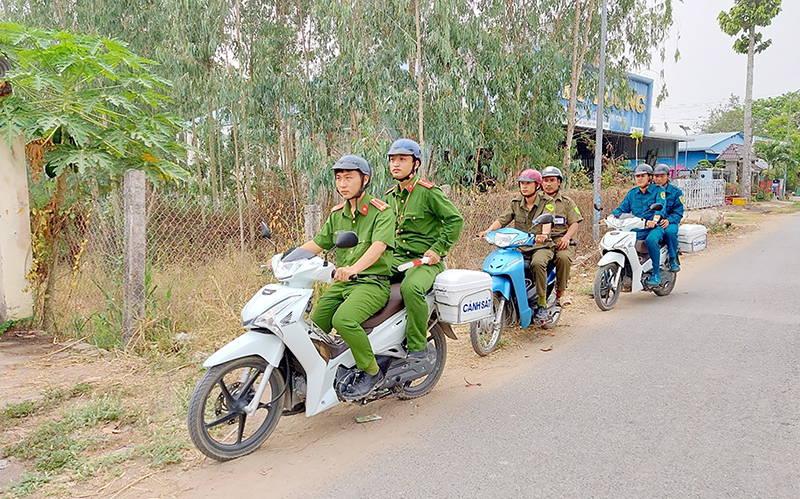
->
[311,279,390,373]
[391,258,445,352]
[528,247,554,306]
[554,247,572,293]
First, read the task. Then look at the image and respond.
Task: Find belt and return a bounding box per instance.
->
[356,274,389,281]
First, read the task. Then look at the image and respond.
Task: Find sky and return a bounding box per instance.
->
[646,0,799,135]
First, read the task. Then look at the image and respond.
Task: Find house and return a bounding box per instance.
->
[676,131,772,171]
[676,132,743,169]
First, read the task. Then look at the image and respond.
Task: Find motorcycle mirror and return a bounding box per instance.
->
[594,203,603,211]
[649,203,663,212]
[334,231,359,249]
[533,213,554,225]
[260,222,271,239]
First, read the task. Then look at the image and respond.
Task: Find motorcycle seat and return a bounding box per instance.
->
[362,283,405,333]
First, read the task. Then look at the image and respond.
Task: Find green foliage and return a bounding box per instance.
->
[0,22,188,184]
[1,400,36,420]
[718,0,783,54]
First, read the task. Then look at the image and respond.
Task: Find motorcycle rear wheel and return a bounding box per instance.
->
[653,272,677,296]
[187,356,285,461]
[469,292,511,356]
[397,323,447,400]
[594,262,621,311]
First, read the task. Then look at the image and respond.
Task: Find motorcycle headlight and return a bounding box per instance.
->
[252,295,300,331]
[493,233,517,248]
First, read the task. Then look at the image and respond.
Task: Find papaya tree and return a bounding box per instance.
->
[0,22,187,328]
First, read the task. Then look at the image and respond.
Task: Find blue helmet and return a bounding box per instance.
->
[388,138,422,161]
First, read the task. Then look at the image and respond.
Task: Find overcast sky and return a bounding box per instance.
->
[646,0,799,135]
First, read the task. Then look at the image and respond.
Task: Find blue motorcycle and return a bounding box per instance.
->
[470,214,560,356]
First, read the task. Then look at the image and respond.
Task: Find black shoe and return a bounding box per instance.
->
[342,369,385,399]
[534,306,548,321]
[406,349,432,363]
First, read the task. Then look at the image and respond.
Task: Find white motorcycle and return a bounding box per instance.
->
[187,226,458,461]
[593,203,676,311]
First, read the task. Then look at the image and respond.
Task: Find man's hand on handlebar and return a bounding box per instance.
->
[334,266,358,282]
[534,233,549,244]
[645,219,658,229]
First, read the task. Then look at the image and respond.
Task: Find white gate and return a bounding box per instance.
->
[671,179,725,210]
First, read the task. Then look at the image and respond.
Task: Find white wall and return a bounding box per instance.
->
[0,136,33,321]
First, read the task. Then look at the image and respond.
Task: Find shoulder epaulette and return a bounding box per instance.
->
[330,202,346,212]
[418,179,435,188]
[370,198,389,211]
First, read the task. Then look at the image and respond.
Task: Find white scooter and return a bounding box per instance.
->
[593,203,676,311]
[187,226,455,461]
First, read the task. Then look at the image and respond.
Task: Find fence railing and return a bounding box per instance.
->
[671,179,725,210]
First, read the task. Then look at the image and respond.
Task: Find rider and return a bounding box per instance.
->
[479,169,553,321]
[612,163,666,286]
[652,163,684,272]
[384,138,464,362]
[539,166,583,305]
[298,154,396,399]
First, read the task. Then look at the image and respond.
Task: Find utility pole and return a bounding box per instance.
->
[592,0,608,241]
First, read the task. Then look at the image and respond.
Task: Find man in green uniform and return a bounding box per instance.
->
[539,166,582,305]
[479,169,553,321]
[384,139,464,362]
[298,154,396,399]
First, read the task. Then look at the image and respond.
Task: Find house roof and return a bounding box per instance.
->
[678,132,741,153]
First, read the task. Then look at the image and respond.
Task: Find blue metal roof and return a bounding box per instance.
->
[678,132,742,153]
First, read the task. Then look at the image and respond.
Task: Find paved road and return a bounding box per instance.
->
[308,215,800,499]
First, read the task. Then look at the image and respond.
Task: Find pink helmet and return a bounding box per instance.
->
[518,168,542,185]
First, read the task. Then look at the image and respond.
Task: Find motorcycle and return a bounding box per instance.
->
[469,214,559,356]
[187,226,456,461]
[593,203,676,311]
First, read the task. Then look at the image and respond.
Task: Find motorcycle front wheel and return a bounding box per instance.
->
[397,322,447,400]
[187,356,285,461]
[594,262,621,311]
[469,292,511,356]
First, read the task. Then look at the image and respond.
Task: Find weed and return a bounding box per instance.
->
[1,401,36,420]
[137,427,187,467]
[67,397,123,427]
[4,471,50,496]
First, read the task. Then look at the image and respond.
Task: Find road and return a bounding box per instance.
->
[151,213,799,499]
[305,213,800,498]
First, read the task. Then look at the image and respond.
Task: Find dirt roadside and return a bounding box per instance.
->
[1,200,798,498]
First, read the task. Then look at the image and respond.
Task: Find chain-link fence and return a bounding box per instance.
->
[47,181,628,349]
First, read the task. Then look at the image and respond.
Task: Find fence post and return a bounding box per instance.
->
[123,169,146,347]
[304,204,321,240]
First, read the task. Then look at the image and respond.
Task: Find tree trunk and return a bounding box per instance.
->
[231,102,245,254]
[207,104,219,207]
[415,0,425,173]
[741,24,755,198]
[562,0,597,172]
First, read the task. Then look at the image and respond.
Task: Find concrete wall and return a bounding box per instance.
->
[0,136,33,321]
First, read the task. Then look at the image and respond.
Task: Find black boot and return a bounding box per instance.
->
[342,369,385,399]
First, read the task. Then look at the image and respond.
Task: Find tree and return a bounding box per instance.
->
[718,0,783,198]
[0,22,187,327]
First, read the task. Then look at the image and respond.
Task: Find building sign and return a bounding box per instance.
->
[560,73,653,135]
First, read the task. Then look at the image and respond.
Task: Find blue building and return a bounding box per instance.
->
[674,132,744,170]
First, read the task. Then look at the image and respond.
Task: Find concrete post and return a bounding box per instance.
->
[304,204,321,240]
[0,136,34,322]
[122,169,146,346]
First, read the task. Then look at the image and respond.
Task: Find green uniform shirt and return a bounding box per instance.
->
[385,176,464,259]
[313,193,396,276]
[497,193,553,250]
[541,191,583,239]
